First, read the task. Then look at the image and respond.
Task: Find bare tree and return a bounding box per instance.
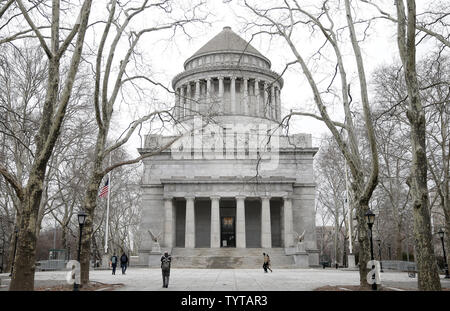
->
[372,50,450,262]
[242,0,379,286]
[0,0,93,290]
[77,0,208,285]
[315,136,349,267]
[395,0,441,290]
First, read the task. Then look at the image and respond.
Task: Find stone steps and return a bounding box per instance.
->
[170,248,295,268]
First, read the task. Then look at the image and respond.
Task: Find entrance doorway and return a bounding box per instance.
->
[220,216,235,247]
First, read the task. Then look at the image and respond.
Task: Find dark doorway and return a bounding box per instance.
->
[245,200,261,247]
[195,199,211,248]
[220,216,235,247]
[175,200,186,247]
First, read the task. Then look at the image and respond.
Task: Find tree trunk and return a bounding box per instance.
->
[80,177,102,285]
[5,229,15,273]
[80,129,107,285]
[396,227,403,260]
[443,195,450,270]
[5,213,19,273]
[396,0,441,291]
[61,225,67,251]
[9,187,42,291]
[355,200,371,287]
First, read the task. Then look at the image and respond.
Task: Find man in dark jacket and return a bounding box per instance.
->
[161,251,172,288]
[110,253,118,275]
[262,253,272,273]
[120,252,129,275]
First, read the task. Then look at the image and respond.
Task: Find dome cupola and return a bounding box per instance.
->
[172,27,283,123]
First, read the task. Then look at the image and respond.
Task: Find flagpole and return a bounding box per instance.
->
[104,153,111,254]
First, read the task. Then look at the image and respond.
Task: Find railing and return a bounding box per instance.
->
[36,260,67,271]
[381,260,416,271]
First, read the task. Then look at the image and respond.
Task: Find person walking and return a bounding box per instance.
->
[110,253,118,275]
[161,251,172,288]
[262,253,272,273]
[266,253,273,273]
[262,252,268,273]
[120,252,129,275]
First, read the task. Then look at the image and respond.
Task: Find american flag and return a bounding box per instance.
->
[99,178,109,198]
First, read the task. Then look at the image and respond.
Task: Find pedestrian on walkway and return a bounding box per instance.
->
[111,253,118,275]
[120,252,129,275]
[265,253,273,273]
[161,251,172,288]
[262,252,268,273]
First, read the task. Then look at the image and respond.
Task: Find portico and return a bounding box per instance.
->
[163,193,294,250]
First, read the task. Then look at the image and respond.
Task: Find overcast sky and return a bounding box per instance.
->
[37,0,439,229]
[105,0,436,159]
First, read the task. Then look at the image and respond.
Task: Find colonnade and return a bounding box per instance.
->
[174,76,281,121]
[163,195,295,249]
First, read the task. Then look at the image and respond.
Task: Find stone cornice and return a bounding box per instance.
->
[157,177,297,184]
[184,50,272,70]
[292,182,316,188]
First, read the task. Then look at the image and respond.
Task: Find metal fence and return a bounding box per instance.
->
[36,259,67,271]
[381,260,416,271]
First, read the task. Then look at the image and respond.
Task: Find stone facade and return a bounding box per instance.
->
[137,27,319,267]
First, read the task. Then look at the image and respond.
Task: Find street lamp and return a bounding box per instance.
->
[365,209,377,290]
[9,227,19,277]
[74,211,87,291]
[388,244,391,260]
[438,229,450,279]
[376,238,384,273]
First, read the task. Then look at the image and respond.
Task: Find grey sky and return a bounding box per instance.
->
[108,0,435,159]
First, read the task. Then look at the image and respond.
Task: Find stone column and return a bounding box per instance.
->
[263,82,269,118]
[243,78,248,115]
[255,79,260,117]
[186,82,191,116]
[236,196,246,248]
[261,196,272,248]
[174,89,180,120]
[164,197,174,248]
[218,76,224,113]
[185,196,195,248]
[230,76,236,114]
[210,196,221,248]
[206,78,211,100]
[271,83,275,119]
[276,87,281,122]
[195,79,200,113]
[283,196,294,247]
[180,86,185,118]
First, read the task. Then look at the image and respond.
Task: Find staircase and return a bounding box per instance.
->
[170,248,295,268]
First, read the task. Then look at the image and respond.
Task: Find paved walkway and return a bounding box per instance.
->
[1,268,450,291]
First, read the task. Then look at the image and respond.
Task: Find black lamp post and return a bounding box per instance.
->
[376,238,384,273]
[388,244,391,260]
[9,227,19,277]
[73,211,87,291]
[438,229,450,279]
[365,209,377,290]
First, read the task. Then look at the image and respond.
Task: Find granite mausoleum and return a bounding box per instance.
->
[137,27,319,268]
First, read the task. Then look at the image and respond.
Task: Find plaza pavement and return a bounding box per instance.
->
[1,268,450,291]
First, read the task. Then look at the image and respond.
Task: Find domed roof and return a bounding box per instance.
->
[184,26,270,68]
